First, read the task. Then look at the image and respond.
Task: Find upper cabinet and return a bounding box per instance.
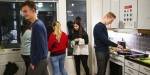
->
[120,0,150,29]
[110,0,120,28]
[102,0,119,28]
[102,0,111,16]
[138,0,150,29]
[102,0,150,29]
[120,0,138,29]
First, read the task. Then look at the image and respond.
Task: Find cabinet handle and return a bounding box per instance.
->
[128,69,134,73]
[126,73,131,75]
[128,62,134,66]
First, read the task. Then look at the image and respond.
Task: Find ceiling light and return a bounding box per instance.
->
[71,3,75,7]
[37,3,43,8]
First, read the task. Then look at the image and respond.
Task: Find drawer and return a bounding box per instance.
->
[139,73,146,75]
[125,66,139,75]
[140,65,150,75]
[125,73,134,75]
[125,59,140,70]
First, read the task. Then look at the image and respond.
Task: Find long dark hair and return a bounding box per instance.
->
[72,16,85,38]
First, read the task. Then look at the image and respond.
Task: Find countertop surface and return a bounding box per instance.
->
[110,47,150,68]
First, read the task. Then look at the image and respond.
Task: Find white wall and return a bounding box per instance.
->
[57,0,67,33]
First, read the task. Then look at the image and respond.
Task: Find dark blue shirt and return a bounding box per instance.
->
[93,22,117,52]
[31,19,48,65]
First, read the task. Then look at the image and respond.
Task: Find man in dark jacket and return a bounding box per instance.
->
[21,1,48,75]
[93,12,122,75]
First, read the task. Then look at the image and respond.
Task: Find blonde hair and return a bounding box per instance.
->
[52,21,62,42]
[105,12,116,19]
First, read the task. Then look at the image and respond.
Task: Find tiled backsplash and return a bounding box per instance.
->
[108,31,150,51]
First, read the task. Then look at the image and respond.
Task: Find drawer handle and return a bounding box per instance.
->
[144,68,150,73]
[128,69,134,73]
[128,62,134,66]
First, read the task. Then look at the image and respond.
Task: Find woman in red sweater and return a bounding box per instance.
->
[48,21,68,75]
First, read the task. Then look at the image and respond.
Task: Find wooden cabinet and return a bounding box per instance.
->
[102,0,120,28]
[125,59,140,70]
[120,0,150,29]
[101,0,150,29]
[120,0,138,29]
[125,59,150,75]
[139,73,145,75]
[102,0,111,15]
[139,65,150,75]
[125,59,139,75]
[137,0,150,29]
[125,66,139,75]
[110,0,120,28]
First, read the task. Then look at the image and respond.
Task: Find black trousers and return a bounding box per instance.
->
[74,55,89,75]
[21,55,31,75]
[95,51,109,75]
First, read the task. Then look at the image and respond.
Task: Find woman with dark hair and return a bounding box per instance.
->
[70,17,89,75]
[21,20,31,75]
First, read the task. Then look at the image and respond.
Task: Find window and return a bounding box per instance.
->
[0,2,57,48]
[66,0,87,31]
[66,0,87,56]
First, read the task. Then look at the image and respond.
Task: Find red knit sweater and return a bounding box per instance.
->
[48,32,68,55]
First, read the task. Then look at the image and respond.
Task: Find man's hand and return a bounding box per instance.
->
[30,64,35,70]
[117,44,123,50]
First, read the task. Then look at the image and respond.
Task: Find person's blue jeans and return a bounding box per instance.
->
[50,54,68,75]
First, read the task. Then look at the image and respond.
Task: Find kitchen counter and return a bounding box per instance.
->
[109,47,150,75]
[110,48,150,68]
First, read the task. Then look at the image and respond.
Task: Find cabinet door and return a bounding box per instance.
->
[138,0,150,29]
[120,0,138,29]
[139,65,150,75]
[110,0,119,28]
[125,59,140,70]
[102,0,111,15]
[125,66,139,75]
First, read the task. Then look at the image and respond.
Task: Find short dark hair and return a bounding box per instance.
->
[21,0,36,11]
